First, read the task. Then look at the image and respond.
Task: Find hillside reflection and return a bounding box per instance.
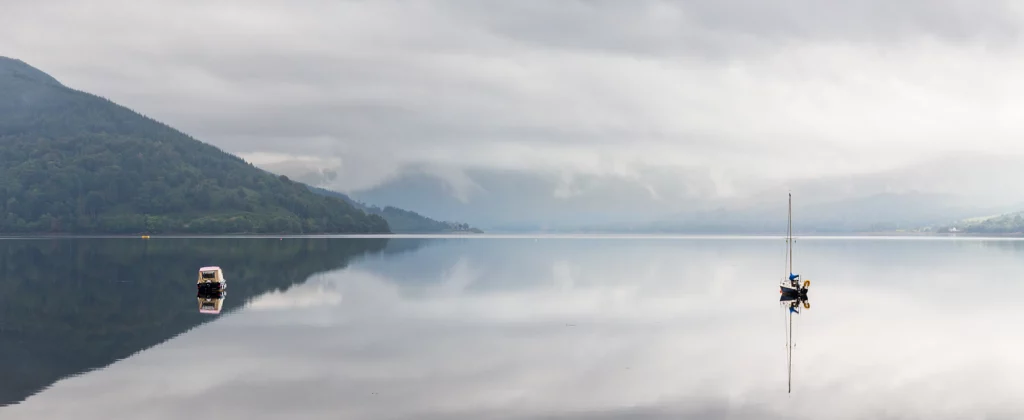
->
[0,237,411,407]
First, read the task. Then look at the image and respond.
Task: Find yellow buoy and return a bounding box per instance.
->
[803,301,810,309]
[141,235,150,239]
[803,280,810,288]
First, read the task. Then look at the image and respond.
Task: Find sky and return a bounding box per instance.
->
[3,0,1024,204]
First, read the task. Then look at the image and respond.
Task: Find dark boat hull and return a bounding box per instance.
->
[780,285,808,301]
[197,282,225,298]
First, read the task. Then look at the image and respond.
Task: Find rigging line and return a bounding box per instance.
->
[787,315,791,377]
[787,309,793,394]
[782,308,788,390]
[784,238,790,278]
[793,311,797,349]
[790,238,794,277]
[781,300,788,344]
[783,224,789,281]
[782,304,789,358]
[786,234,794,276]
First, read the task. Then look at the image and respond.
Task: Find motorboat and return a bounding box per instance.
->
[197,266,226,294]
[197,266,226,314]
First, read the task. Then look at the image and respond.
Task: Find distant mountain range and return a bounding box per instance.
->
[348,165,700,231]
[638,192,1016,234]
[347,158,1024,234]
[0,56,476,235]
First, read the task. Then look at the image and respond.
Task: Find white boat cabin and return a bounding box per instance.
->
[197,266,225,284]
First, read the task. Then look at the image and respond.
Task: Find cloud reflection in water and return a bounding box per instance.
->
[5,237,1024,419]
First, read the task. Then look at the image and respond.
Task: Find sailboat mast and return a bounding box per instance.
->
[787,192,793,275]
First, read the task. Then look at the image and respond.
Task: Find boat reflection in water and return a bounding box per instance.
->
[196,266,227,315]
[197,291,225,314]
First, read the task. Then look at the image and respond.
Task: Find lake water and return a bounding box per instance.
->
[1,235,1023,419]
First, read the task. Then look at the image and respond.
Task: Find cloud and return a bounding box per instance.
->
[244,275,344,310]
[3,0,1024,196]
[448,0,1023,54]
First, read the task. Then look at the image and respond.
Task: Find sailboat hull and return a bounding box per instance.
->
[780,285,799,298]
[780,286,808,300]
[780,277,809,301]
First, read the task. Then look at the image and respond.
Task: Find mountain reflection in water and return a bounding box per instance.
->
[0,237,398,407]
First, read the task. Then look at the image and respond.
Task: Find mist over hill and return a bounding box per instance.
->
[346,155,1024,234]
[307,185,482,233]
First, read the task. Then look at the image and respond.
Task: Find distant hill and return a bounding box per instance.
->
[939,211,1024,234]
[308,185,483,233]
[346,166,690,230]
[0,56,389,234]
[778,192,988,233]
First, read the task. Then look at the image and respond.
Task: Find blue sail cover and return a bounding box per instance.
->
[790,306,799,314]
[789,273,799,281]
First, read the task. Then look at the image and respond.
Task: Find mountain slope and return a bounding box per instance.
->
[0,56,390,234]
[308,185,483,233]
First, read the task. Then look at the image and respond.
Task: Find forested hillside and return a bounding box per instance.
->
[939,212,1024,234]
[0,56,390,234]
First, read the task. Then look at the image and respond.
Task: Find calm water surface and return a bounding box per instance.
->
[2,236,1024,419]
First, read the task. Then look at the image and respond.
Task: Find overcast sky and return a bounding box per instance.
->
[3,0,1024,194]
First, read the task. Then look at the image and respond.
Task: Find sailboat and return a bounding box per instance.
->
[779,192,810,393]
[780,193,809,301]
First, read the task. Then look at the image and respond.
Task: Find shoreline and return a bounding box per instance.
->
[0,231,487,239]
[1,232,1023,240]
